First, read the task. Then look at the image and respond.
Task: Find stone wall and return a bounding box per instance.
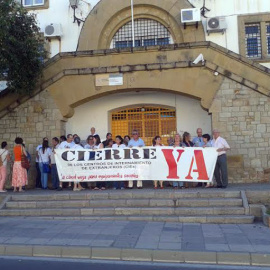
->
[0,90,66,188]
[210,78,270,183]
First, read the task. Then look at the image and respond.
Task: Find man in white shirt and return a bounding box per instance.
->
[59,134,75,149]
[127,129,145,189]
[58,134,74,190]
[90,127,98,136]
[211,129,230,188]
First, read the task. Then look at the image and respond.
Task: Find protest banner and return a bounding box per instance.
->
[55,147,218,183]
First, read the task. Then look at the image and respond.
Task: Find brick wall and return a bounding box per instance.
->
[0,90,66,188]
[210,78,270,183]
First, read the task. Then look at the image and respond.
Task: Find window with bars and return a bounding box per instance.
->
[111,107,177,146]
[267,23,270,55]
[111,19,172,49]
[245,23,262,58]
[23,0,44,6]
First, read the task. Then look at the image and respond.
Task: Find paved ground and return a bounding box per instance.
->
[0,217,269,253]
[1,257,269,270]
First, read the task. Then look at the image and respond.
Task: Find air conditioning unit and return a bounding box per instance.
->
[206,17,227,34]
[181,8,201,24]
[44,23,62,38]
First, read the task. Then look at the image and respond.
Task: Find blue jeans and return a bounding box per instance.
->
[39,162,48,189]
[173,181,184,187]
[114,181,124,189]
[51,164,59,189]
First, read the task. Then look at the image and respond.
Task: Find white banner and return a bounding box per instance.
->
[55,147,218,183]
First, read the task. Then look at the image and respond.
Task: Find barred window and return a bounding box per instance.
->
[267,23,270,55]
[245,23,262,58]
[111,19,172,49]
[23,0,44,6]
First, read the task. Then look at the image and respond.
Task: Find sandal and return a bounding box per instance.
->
[94,187,99,190]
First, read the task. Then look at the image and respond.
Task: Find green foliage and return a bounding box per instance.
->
[0,0,46,94]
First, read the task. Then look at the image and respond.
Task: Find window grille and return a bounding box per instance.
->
[23,0,44,7]
[245,23,262,58]
[112,19,172,49]
[267,23,270,55]
[111,107,177,146]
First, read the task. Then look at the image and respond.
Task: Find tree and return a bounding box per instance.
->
[0,0,45,94]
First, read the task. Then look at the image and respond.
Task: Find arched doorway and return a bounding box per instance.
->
[111,106,176,146]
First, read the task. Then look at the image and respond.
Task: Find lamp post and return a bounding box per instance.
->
[69,0,85,26]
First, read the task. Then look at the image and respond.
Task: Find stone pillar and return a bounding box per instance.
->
[209,78,270,183]
[0,90,66,189]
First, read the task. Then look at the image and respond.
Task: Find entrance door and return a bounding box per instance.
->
[111,106,177,146]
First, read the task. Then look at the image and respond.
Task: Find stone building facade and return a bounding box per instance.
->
[0,0,270,187]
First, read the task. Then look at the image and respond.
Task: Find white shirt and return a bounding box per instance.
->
[211,136,230,156]
[59,141,75,149]
[0,149,9,167]
[71,144,84,149]
[50,144,59,165]
[93,143,102,149]
[38,148,52,163]
[36,144,42,162]
[84,144,95,149]
[112,144,126,149]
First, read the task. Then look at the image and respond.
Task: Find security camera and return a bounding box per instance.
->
[192,54,205,65]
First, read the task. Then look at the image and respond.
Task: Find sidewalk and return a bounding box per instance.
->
[0,217,270,266]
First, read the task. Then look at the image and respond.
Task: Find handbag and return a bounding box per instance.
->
[39,149,51,173]
[21,147,30,170]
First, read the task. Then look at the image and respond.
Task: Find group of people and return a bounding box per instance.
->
[0,127,230,193]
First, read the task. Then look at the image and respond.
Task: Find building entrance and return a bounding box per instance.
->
[111,106,177,146]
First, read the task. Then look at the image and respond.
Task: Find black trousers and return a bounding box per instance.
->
[35,162,42,188]
[214,154,228,187]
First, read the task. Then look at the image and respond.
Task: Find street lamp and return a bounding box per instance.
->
[69,0,85,26]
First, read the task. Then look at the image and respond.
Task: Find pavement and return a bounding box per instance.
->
[0,217,270,266]
[1,257,270,270]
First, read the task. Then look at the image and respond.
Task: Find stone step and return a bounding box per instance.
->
[0,206,245,216]
[5,198,243,209]
[10,190,241,201]
[24,215,255,224]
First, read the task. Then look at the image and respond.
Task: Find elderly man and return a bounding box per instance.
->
[192,128,204,147]
[90,127,98,136]
[128,129,145,189]
[211,129,230,188]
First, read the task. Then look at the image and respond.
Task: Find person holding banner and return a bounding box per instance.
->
[152,136,164,189]
[170,133,185,189]
[84,135,95,149]
[128,130,145,189]
[71,137,85,191]
[113,135,125,189]
[93,135,106,190]
[211,129,230,189]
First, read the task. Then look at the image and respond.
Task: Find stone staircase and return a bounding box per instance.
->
[0,190,254,224]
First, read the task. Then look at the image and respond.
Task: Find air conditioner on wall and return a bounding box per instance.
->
[181,8,201,23]
[206,17,227,34]
[44,23,62,38]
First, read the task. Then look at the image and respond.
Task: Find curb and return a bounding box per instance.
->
[0,244,270,266]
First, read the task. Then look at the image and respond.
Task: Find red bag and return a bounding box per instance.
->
[21,146,30,170]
